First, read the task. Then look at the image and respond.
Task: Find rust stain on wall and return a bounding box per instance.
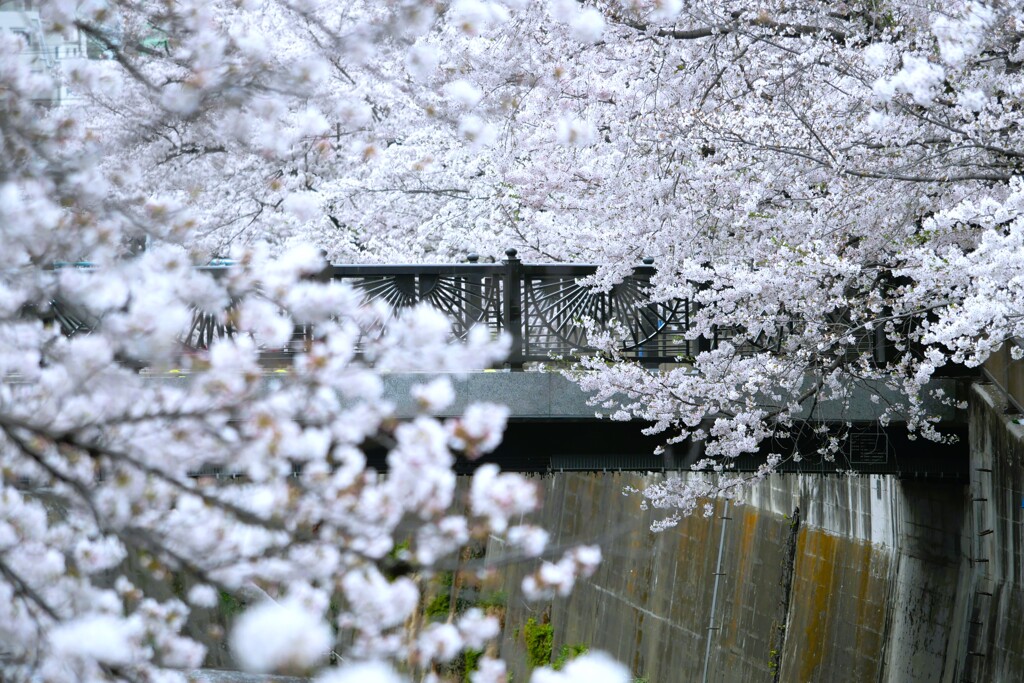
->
[796,528,839,682]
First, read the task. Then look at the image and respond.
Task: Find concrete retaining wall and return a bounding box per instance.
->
[959,384,1024,682]
[129,383,1022,681]
[485,383,1024,682]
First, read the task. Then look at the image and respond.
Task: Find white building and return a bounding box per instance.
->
[0,1,89,105]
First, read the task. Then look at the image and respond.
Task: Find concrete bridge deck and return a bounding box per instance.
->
[379,373,970,479]
[144,370,972,479]
[377,371,968,422]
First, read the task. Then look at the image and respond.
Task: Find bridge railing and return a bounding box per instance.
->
[50,253,699,368]
[56,252,900,370]
[185,249,701,368]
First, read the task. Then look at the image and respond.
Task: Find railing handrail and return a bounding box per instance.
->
[194,262,657,276]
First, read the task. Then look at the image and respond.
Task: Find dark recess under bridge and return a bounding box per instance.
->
[362,418,970,481]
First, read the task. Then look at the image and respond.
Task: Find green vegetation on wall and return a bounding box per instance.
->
[524,617,553,669]
[462,648,482,681]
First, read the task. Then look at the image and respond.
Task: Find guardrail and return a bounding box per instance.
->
[184,249,697,368]
[52,250,901,370]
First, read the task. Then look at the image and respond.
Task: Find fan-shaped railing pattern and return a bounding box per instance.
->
[50,299,96,337]
[182,307,236,350]
[347,273,503,341]
[56,255,839,367]
[522,274,690,360]
[175,258,697,365]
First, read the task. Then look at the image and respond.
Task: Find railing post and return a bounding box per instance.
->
[636,257,656,364]
[503,248,524,369]
[873,325,889,365]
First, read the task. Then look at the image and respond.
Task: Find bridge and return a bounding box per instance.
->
[46,255,1024,682]
[44,255,1024,681]
[363,371,969,479]
[56,250,996,480]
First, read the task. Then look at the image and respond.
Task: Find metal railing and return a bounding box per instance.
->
[52,250,901,370]
[184,249,698,368]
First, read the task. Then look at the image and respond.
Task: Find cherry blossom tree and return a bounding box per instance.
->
[182,0,1022,521]
[100,0,1024,482]
[547,0,1024,519]
[1,2,617,682]
[225,0,1021,521]
[4,0,1024,679]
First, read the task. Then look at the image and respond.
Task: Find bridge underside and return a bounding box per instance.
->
[365,419,969,480]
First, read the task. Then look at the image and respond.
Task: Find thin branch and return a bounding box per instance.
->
[612,12,848,44]
[0,555,60,621]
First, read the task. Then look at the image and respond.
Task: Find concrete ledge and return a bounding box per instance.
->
[189,671,304,683]
[142,371,968,423]
[791,376,967,422]
[382,372,968,422]
[383,371,596,419]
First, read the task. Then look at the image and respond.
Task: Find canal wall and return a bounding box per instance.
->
[486,383,1024,682]
[959,383,1024,682]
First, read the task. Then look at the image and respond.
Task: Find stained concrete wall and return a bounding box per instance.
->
[958,384,1024,683]
[486,383,1024,682]
[489,473,964,682]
